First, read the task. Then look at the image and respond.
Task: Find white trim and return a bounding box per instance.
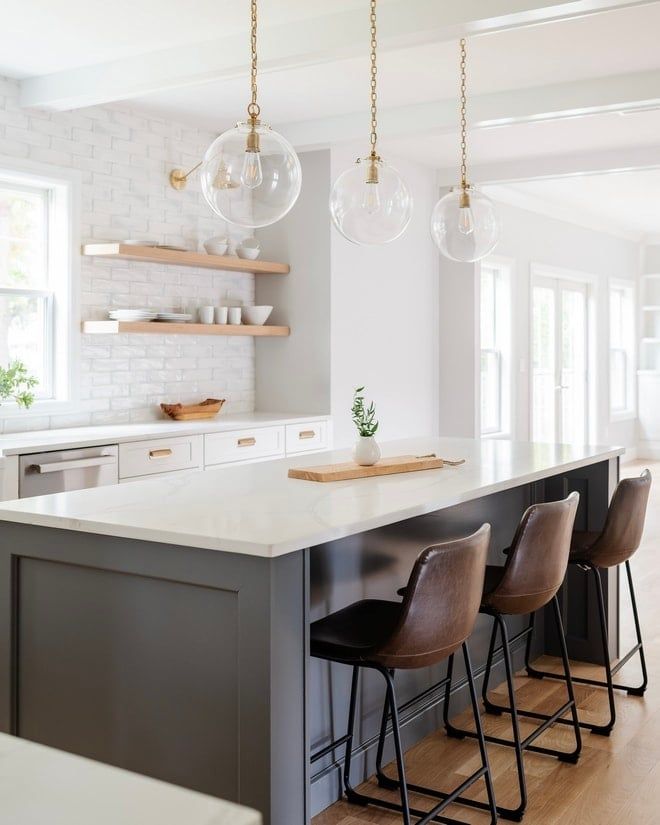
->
[0,155,81,416]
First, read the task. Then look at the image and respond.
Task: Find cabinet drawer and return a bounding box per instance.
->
[205,426,284,466]
[285,421,328,454]
[119,435,203,479]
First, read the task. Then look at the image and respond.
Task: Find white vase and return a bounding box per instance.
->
[353,435,381,466]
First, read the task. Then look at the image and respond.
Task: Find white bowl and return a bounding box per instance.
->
[242,305,273,325]
[236,245,260,260]
[204,237,228,256]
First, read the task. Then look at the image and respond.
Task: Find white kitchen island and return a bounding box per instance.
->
[0,437,622,825]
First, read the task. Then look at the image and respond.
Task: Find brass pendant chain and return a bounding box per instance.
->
[369,0,378,160]
[459,37,468,192]
[247,0,260,122]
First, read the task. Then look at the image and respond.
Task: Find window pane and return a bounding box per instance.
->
[532,286,555,441]
[0,293,48,392]
[480,267,496,349]
[610,348,627,412]
[610,289,623,348]
[481,350,500,433]
[0,186,47,288]
[560,289,586,445]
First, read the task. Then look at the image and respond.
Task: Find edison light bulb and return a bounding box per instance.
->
[458,205,475,235]
[241,151,263,189]
[430,186,501,262]
[362,182,381,215]
[329,156,412,245]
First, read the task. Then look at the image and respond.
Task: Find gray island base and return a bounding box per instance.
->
[0,438,621,825]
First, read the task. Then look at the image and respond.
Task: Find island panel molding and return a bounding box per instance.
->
[82,321,290,337]
[82,243,290,275]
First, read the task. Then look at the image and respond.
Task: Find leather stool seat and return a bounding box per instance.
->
[310,599,400,662]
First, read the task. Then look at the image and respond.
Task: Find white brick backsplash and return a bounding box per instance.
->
[0,77,258,435]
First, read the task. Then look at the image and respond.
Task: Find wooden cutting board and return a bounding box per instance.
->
[288,454,465,482]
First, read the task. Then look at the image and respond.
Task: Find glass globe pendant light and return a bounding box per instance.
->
[329,0,412,245]
[431,39,500,262]
[199,0,302,229]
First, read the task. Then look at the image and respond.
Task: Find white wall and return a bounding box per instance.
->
[438,199,640,449]
[329,146,440,447]
[0,76,255,434]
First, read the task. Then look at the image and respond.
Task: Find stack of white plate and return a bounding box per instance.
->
[108,309,157,322]
[154,312,193,323]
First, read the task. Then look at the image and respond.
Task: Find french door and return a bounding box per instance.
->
[531,274,589,445]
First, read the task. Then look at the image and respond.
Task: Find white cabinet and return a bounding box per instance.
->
[205,426,284,467]
[119,435,203,479]
[285,420,329,454]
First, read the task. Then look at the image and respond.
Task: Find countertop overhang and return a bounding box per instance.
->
[0,437,623,557]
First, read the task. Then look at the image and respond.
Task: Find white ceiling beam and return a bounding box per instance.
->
[283,69,660,148]
[19,0,656,111]
[435,143,660,187]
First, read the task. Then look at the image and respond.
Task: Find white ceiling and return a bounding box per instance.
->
[485,169,660,239]
[127,2,660,132]
[3,0,660,206]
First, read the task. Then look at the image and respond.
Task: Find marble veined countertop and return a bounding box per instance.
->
[0,437,623,558]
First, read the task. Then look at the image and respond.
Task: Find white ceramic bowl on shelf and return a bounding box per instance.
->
[242,306,273,325]
[203,237,229,256]
[236,238,260,260]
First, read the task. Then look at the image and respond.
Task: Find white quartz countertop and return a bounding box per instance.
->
[0,437,623,558]
[0,411,327,456]
[0,732,260,825]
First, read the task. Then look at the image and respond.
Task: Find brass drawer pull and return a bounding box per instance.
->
[299,430,316,440]
[238,437,256,447]
[149,448,173,458]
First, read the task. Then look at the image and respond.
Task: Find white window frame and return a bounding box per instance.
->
[609,277,636,422]
[477,256,513,438]
[0,156,80,417]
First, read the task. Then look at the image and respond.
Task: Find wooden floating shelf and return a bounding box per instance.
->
[82,321,290,337]
[82,243,289,275]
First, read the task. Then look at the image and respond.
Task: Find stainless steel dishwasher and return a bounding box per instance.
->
[19,445,119,498]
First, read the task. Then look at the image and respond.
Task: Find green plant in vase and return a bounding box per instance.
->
[0,361,38,409]
[351,386,381,466]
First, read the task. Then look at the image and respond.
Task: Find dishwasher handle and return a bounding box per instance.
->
[32,455,118,474]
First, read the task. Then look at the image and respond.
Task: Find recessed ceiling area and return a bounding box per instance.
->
[484,168,660,239]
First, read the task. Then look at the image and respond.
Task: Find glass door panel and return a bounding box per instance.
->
[532,275,589,445]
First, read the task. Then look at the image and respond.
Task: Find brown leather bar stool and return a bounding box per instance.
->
[525,470,652,736]
[442,493,581,822]
[310,525,497,825]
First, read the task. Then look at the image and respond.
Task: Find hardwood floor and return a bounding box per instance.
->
[313,460,660,825]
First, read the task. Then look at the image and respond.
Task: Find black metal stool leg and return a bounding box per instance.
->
[342,666,364,805]
[481,620,503,717]
[462,642,498,825]
[382,668,412,825]
[526,561,648,720]
[376,669,398,790]
[625,560,648,696]
[551,595,582,760]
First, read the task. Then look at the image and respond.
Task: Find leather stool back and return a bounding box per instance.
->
[583,470,651,568]
[482,492,579,615]
[373,524,490,669]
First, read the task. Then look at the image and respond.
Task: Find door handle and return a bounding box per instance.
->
[237,437,256,447]
[33,455,117,473]
[149,448,173,459]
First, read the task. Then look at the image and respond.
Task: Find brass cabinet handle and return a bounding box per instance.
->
[299,430,316,440]
[149,448,173,458]
[237,437,256,447]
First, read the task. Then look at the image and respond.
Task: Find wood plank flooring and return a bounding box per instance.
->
[313,461,660,825]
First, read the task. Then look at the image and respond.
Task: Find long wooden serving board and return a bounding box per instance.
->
[288,454,465,483]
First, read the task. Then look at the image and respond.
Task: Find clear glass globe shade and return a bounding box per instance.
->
[430,187,501,262]
[200,121,302,229]
[329,158,413,245]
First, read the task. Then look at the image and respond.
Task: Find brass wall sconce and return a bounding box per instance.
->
[169,161,202,191]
